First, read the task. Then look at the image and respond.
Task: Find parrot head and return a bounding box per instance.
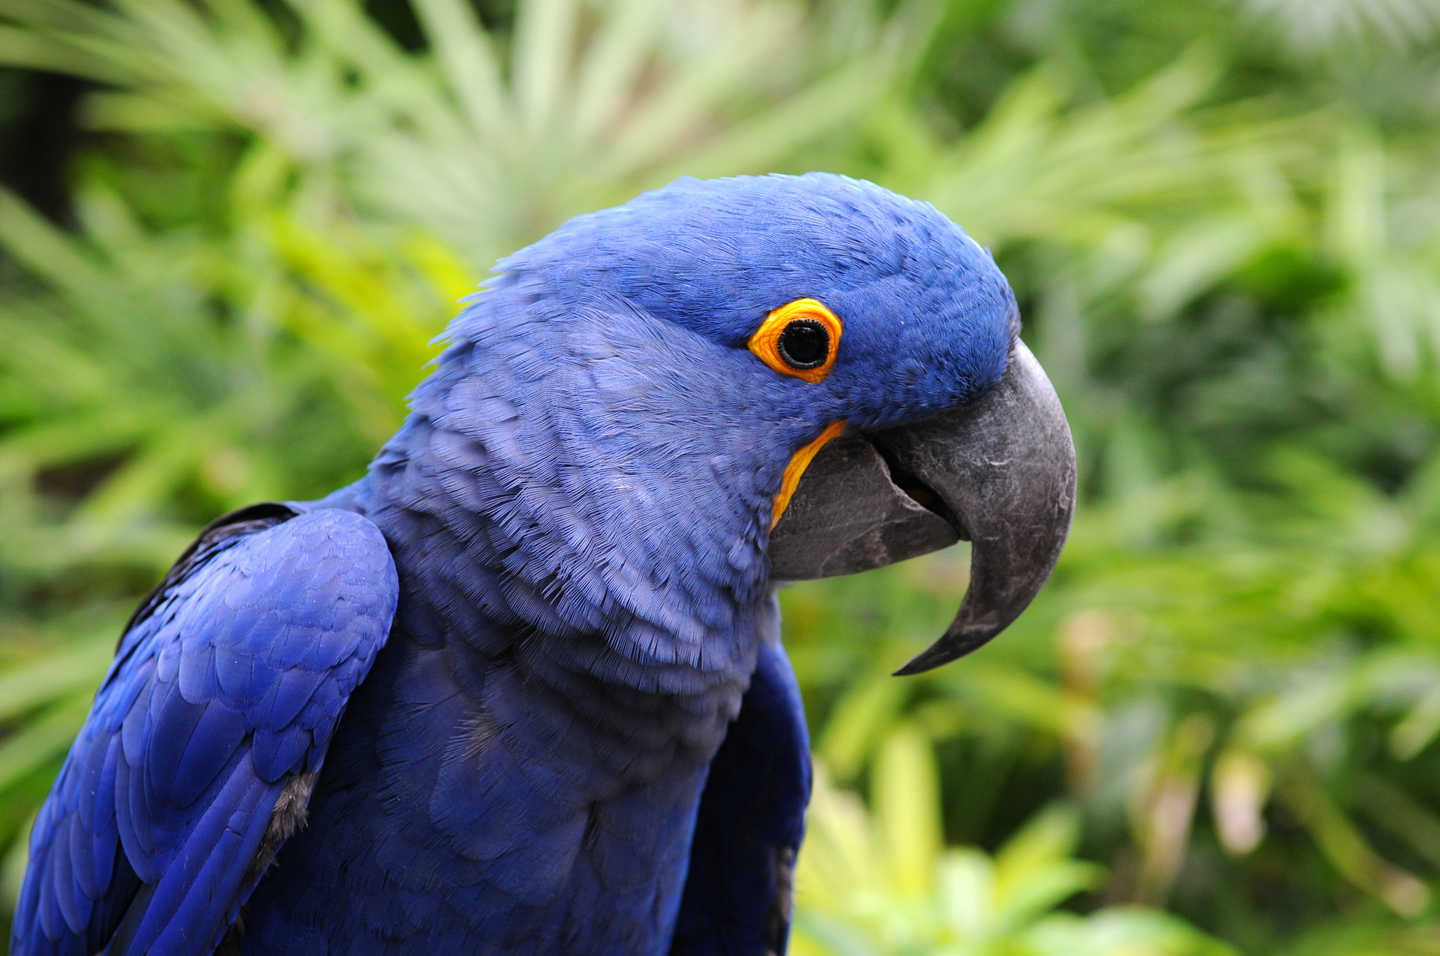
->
[426,173,1074,675]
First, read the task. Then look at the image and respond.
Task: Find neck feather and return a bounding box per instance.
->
[342,283,816,694]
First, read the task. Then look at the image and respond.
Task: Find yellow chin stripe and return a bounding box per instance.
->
[771,421,847,529]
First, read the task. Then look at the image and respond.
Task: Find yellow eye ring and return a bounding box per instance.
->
[748,299,842,383]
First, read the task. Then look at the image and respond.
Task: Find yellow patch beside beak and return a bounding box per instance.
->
[771,421,847,529]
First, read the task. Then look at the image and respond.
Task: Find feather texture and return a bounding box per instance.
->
[12,507,397,956]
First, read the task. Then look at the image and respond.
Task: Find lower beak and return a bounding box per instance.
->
[767,340,1077,675]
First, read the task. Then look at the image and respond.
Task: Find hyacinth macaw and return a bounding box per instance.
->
[12,173,1075,956]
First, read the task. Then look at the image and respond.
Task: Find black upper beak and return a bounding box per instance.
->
[767,340,1076,675]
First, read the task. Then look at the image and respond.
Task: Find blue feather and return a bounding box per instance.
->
[12,508,396,956]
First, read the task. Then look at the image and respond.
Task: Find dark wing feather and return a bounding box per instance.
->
[10,505,398,956]
[671,640,812,956]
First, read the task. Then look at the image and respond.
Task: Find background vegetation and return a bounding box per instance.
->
[2,0,1440,952]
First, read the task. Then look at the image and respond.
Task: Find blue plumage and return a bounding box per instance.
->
[12,173,1025,956]
[15,506,396,956]
[672,633,811,955]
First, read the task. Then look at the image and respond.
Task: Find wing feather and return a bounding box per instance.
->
[11,505,397,956]
[671,640,812,956]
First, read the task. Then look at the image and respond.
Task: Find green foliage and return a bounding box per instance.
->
[4,0,1440,952]
[793,727,1234,955]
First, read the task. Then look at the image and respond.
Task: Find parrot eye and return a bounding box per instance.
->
[748,298,843,383]
[777,320,829,370]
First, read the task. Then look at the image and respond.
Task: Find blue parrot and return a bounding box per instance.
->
[11,173,1075,956]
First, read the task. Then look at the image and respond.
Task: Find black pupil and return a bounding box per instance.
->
[777,319,830,370]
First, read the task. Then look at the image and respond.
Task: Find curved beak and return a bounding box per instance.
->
[767,340,1076,675]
